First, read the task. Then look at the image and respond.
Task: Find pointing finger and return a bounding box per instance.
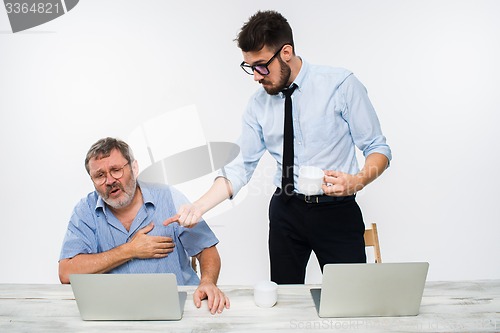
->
[163,215,180,226]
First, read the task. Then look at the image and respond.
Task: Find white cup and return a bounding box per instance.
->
[254,281,278,308]
[297,166,324,195]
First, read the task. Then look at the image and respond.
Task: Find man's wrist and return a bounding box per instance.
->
[352,173,366,193]
[117,242,135,261]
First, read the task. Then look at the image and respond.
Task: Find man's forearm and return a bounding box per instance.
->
[58,243,133,284]
[196,246,221,285]
[356,153,389,190]
[194,177,233,216]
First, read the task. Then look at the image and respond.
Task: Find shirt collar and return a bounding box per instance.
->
[280,58,308,97]
[138,181,155,206]
[292,58,308,91]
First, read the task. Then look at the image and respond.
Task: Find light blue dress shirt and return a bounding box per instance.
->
[223,60,392,196]
[59,181,219,285]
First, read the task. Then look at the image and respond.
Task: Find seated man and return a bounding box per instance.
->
[59,137,229,314]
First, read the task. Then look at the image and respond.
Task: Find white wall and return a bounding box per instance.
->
[1,0,499,284]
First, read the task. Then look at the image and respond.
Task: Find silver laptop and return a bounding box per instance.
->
[310,262,429,317]
[70,273,187,321]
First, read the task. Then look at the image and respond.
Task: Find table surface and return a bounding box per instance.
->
[1,280,499,332]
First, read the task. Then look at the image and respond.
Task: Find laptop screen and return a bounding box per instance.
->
[70,273,187,321]
[311,262,429,318]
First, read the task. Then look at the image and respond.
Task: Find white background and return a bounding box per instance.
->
[1,0,499,284]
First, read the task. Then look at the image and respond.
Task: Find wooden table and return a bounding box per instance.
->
[1,280,499,332]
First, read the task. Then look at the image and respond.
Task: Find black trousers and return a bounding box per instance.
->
[268,189,366,284]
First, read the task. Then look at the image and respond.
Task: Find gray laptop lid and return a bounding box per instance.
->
[70,273,187,321]
[311,262,429,318]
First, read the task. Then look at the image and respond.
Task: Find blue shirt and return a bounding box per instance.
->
[59,181,219,285]
[223,60,392,196]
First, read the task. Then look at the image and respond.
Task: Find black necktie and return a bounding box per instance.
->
[281,84,297,200]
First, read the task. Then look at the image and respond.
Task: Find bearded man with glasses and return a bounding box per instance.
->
[166,10,392,284]
[59,137,229,314]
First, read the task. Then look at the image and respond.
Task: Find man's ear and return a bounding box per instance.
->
[132,160,139,178]
[282,44,294,61]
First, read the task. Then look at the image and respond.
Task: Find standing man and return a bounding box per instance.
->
[166,10,392,284]
[59,137,229,314]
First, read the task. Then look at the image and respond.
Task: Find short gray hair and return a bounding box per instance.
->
[84,137,135,174]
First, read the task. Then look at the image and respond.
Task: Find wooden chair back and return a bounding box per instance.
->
[364,222,382,263]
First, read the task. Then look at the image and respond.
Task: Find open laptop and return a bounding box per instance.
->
[310,262,429,318]
[70,273,187,321]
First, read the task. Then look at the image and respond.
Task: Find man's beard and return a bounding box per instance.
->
[100,177,137,209]
[261,57,291,95]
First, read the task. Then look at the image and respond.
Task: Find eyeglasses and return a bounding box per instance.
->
[240,45,287,76]
[90,162,129,185]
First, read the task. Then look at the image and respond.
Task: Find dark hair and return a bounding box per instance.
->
[236,10,294,53]
[84,137,135,174]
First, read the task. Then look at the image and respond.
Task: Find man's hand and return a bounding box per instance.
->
[163,203,203,228]
[322,153,389,197]
[193,281,230,315]
[58,222,175,283]
[322,170,363,196]
[164,177,233,228]
[128,222,175,259]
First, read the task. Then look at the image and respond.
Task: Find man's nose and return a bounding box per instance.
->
[253,70,264,81]
[105,173,116,185]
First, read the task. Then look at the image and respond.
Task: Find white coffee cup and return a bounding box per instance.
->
[254,281,278,308]
[297,166,324,195]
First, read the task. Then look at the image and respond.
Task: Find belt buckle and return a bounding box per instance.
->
[304,195,319,204]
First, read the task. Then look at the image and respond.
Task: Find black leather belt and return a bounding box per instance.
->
[293,193,355,204]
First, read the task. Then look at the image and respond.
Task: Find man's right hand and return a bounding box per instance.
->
[163,203,203,228]
[128,222,175,259]
[164,177,233,228]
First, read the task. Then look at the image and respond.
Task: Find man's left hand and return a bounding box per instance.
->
[322,170,363,196]
[193,281,230,314]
